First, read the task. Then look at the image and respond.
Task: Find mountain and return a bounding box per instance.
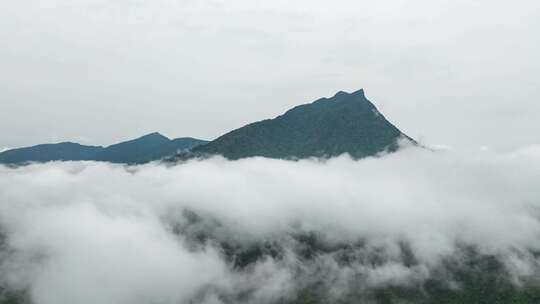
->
[190,89,414,160]
[94,132,170,164]
[1,89,413,164]
[118,137,211,164]
[95,133,208,164]
[0,133,208,165]
[0,142,103,164]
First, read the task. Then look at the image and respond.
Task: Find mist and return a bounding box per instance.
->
[1,145,540,303]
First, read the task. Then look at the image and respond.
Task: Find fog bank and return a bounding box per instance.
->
[1,145,540,303]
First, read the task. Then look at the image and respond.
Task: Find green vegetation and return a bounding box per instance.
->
[2,212,540,303]
[0,290,28,304]
[171,212,540,304]
[191,89,414,160]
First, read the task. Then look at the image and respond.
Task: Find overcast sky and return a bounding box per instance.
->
[1,0,539,150]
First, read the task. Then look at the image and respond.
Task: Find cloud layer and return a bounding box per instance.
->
[1,145,540,303]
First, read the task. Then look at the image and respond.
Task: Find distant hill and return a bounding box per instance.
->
[190,89,414,160]
[93,132,180,164]
[107,136,210,164]
[0,133,208,165]
[0,142,103,164]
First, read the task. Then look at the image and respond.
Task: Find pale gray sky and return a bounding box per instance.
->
[1,0,539,150]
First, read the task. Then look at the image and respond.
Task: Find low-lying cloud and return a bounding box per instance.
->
[1,145,540,303]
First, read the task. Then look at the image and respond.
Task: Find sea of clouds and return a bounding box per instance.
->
[1,144,540,304]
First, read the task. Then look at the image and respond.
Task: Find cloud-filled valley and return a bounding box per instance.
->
[1,145,540,303]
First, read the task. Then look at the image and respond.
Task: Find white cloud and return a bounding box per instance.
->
[513,144,540,158]
[1,146,540,303]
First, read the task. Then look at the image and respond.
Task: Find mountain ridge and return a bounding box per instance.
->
[1,89,416,164]
[189,89,414,160]
[0,133,208,165]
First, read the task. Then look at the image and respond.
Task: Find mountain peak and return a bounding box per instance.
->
[333,88,365,98]
[334,90,350,98]
[139,132,169,141]
[309,88,374,111]
[192,89,413,160]
[351,88,365,97]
